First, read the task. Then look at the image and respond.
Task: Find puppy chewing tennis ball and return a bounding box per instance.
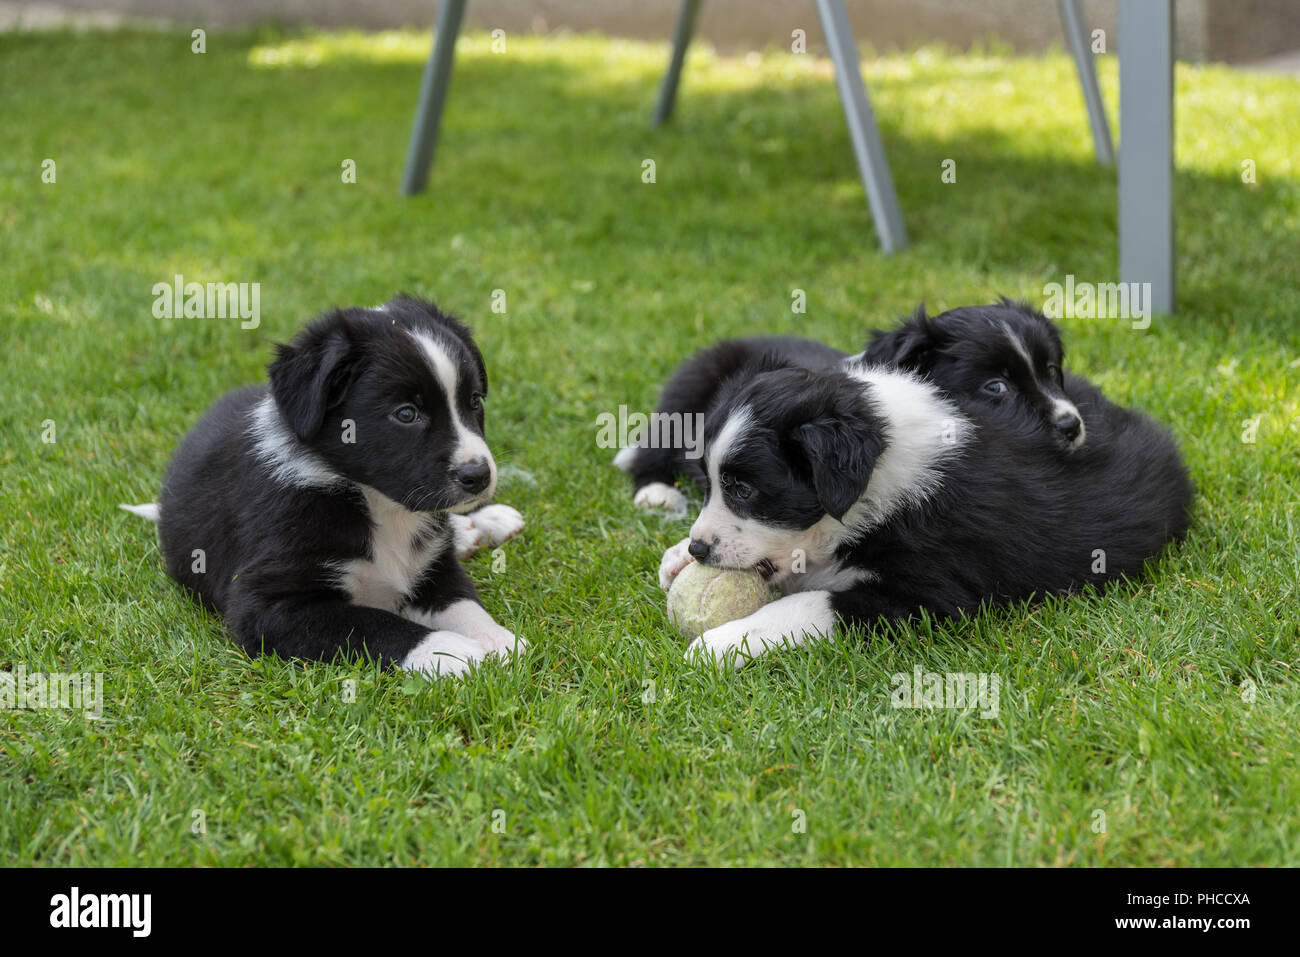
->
[666,562,775,639]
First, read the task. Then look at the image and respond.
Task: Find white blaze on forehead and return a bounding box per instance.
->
[705,405,753,490]
[692,405,753,540]
[1000,320,1036,374]
[998,320,1085,444]
[409,330,494,471]
[410,329,464,411]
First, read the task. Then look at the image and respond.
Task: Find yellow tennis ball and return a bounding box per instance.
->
[666,562,773,639]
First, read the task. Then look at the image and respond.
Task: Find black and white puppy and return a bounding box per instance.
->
[861,300,1086,450]
[659,355,1193,668]
[124,297,523,677]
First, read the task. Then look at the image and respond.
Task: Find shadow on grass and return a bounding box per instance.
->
[215,34,1300,342]
[5,28,1297,357]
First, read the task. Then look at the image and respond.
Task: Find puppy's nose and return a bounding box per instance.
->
[451,458,491,494]
[1054,412,1082,441]
[688,539,712,561]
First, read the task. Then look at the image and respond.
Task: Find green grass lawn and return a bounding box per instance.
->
[2,25,1298,866]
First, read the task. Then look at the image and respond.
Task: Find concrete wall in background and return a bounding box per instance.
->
[13,0,1300,63]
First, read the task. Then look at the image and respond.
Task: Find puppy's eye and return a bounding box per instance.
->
[720,472,752,500]
[470,392,485,411]
[981,379,1010,395]
[1047,364,1063,386]
[392,405,421,425]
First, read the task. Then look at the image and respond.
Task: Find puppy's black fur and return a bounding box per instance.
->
[153,297,508,670]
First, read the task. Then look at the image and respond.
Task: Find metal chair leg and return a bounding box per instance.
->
[1059,0,1114,166]
[402,0,468,196]
[652,0,703,126]
[815,0,908,253]
[1118,0,1175,313]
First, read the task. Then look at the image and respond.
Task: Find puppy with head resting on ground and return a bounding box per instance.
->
[122,296,524,677]
[648,312,1192,668]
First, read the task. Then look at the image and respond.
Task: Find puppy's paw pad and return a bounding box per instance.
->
[467,504,524,545]
[658,536,695,591]
[634,482,687,516]
[401,631,487,678]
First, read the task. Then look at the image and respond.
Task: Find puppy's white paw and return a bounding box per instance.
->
[658,536,695,592]
[451,514,485,557]
[452,504,524,559]
[686,620,754,671]
[634,482,687,516]
[406,600,526,658]
[470,504,524,544]
[401,631,488,678]
[465,620,526,657]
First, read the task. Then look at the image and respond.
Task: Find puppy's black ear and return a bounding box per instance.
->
[268,317,357,440]
[862,305,943,372]
[790,398,885,521]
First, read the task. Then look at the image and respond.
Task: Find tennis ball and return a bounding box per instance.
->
[666,562,773,639]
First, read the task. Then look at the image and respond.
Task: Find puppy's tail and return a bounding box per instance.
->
[119,503,161,522]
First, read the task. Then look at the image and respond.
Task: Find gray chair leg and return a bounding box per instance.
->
[1059,0,1114,166]
[1118,0,1175,313]
[652,0,703,126]
[401,0,468,196]
[815,0,908,253]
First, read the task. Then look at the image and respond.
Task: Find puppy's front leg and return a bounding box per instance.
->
[232,596,487,678]
[406,599,523,657]
[686,591,837,669]
[405,561,523,657]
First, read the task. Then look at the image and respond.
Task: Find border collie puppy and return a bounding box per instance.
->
[123,297,524,678]
[861,300,1086,450]
[659,355,1193,668]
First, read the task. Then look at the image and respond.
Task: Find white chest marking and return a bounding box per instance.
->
[335,486,449,612]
